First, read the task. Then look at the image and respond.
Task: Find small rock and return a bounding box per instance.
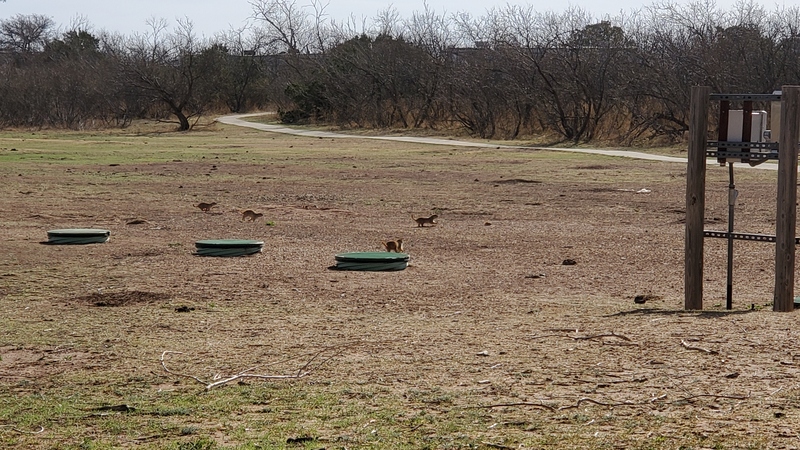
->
[476,350,489,356]
[525,273,545,279]
[562,259,577,266]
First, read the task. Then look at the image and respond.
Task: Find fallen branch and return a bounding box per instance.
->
[471,390,750,414]
[674,393,749,402]
[476,401,556,411]
[573,332,632,342]
[529,333,571,340]
[160,344,349,390]
[530,331,634,343]
[681,339,718,354]
[160,351,207,386]
[1,425,45,434]
[557,397,642,410]
[205,370,309,390]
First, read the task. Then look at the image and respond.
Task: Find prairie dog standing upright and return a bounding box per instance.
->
[195,202,217,212]
[383,239,404,252]
[241,210,264,221]
[412,214,438,227]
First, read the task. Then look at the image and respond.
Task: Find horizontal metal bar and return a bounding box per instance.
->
[710,93,782,101]
[707,141,779,150]
[704,230,800,244]
[706,151,778,160]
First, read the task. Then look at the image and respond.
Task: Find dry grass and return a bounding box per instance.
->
[0,120,797,449]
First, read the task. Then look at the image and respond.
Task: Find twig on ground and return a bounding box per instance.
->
[4,426,45,434]
[530,332,635,344]
[768,385,795,397]
[160,344,351,390]
[473,390,749,413]
[476,401,556,411]
[160,351,208,385]
[728,319,762,346]
[675,393,749,402]
[573,332,632,342]
[557,397,642,410]
[529,333,570,340]
[205,370,309,390]
[681,339,718,354]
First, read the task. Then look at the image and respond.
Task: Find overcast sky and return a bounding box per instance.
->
[0,0,775,37]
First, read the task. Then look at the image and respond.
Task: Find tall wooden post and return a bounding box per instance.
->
[685,86,711,310]
[774,86,800,312]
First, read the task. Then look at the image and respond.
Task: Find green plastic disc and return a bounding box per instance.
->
[48,229,110,237]
[194,239,264,257]
[46,229,110,245]
[335,252,409,262]
[195,239,264,249]
[333,252,409,271]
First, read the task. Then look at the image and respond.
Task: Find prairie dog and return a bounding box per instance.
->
[412,214,438,227]
[383,239,404,252]
[195,202,217,212]
[241,209,264,221]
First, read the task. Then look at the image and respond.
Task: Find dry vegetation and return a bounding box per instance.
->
[1,120,799,449]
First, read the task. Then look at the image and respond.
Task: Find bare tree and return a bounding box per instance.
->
[112,18,220,130]
[213,27,274,112]
[251,0,316,53]
[0,14,55,54]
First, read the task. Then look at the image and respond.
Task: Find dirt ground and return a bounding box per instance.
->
[2,121,800,449]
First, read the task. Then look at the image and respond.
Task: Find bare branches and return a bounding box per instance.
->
[0,13,55,53]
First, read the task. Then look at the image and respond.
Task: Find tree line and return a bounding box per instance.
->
[1,0,799,143]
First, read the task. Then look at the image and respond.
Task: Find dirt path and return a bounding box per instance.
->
[217,113,781,170]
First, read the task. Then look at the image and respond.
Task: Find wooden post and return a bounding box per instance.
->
[685,86,711,310]
[774,86,800,312]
